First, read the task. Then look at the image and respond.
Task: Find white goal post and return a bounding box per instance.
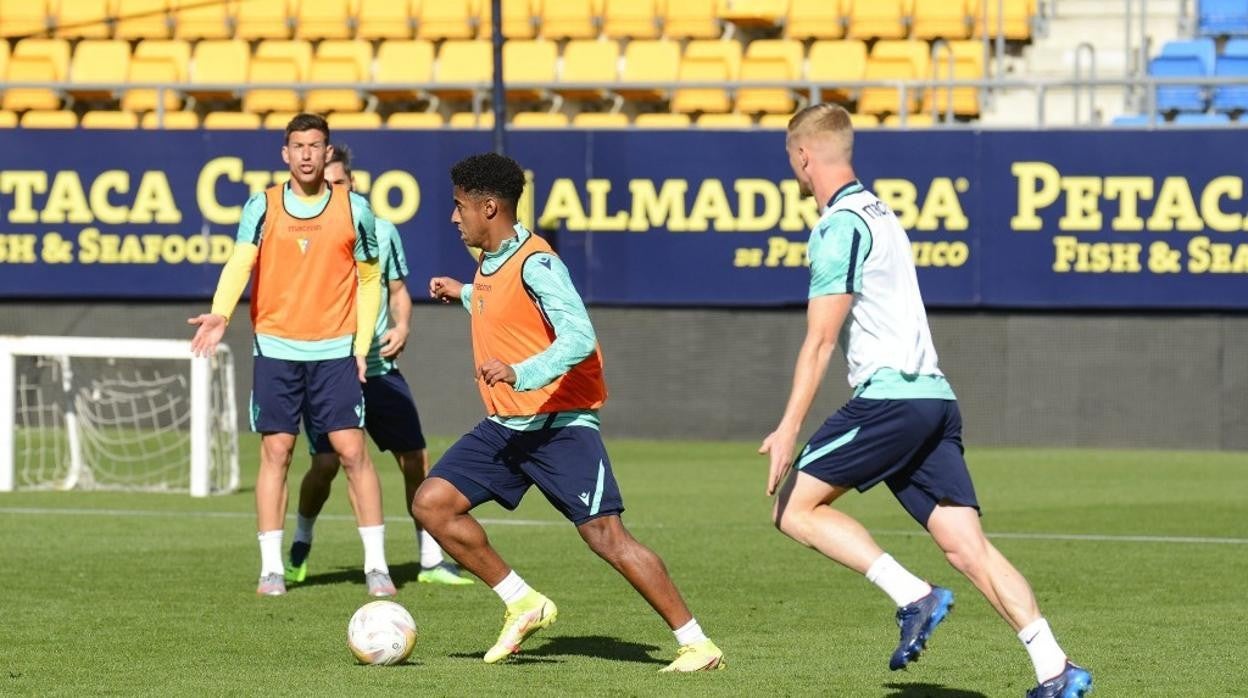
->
[0,336,239,497]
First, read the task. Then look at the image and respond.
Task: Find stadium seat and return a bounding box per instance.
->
[745,39,804,76]
[203,111,263,129]
[235,0,291,39]
[858,57,918,115]
[305,57,362,113]
[720,0,788,29]
[20,109,76,127]
[52,0,110,38]
[13,38,71,81]
[357,0,412,39]
[1110,113,1151,126]
[416,0,475,39]
[924,44,984,116]
[1214,40,1248,111]
[883,112,935,127]
[848,0,907,40]
[122,56,183,112]
[1173,111,1231,124]
[81,110,139,129]
[808,40,868,102]
[317,40,373,82]
[872,40,932,80]
[671,56,732,114]
[254,40,313,79]
[387,111,444,128]
[972,0,1032,40]
[477,0,538,39]
[68,40,130,101]
[635,112,691,127]
[0,110,19,127]
[756,113,792,128]
[663,0,720,39]
[448,110,494,128]
[541,0,597,39]
[1198,0,1248,37]
[188,40,250,101]
[433,40,491,102]
[512,111,570,128]
[1150,40,1215,112]
[3,57,61,111]
[913,0,970,39]
[0,0,49,38]
[262,111,298,129]
[243,57,301,114]
[375,40,434,102]
[140,109,199,128]
[1162,38,1218,73]
[849,112,880,127]
[784,0,845,39]
[295,0,352,39]
[0,42,9,84]
[558,40,620,101]
[735,56,799,115]
[572,111,630,127]
[114,0,172,39]
[134,39,190,80]
[503,40,557,103]
[619,40,680,102]
[328,111,383,129]
[173,0,234,40]
[685,40,742,80]
[602,0,659,39]
[696,112,752,128]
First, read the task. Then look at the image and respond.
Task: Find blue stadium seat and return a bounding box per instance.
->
[1213,54,1248,111]
[1225,38,1248,55]
[1150,40,1216,112]
[1161,39,1217,71]
[1111,114,1151,126]
[1174,112,1232,124]
[1198,0,1248,36]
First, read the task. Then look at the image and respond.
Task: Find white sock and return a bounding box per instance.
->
[865,553,932,607]
[257,530,284,577]
[1018,618,1067,682]
[418,529,444,568]
[492,570,532,605]
[358,524,388,574]
[673,618,708,646]
[294,514,316,545]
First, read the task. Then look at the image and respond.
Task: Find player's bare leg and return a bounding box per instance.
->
[927,503,1039,631]
[576,515,693,627]
[255,432,296,595]
[411,477,510,584]
[327,428,393,596]
[285,453,340,583]
[401,451,473,585]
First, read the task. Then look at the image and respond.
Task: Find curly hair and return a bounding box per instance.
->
[450,153,526,206]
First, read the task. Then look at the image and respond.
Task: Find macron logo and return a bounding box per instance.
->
[577,492,590,506]
[539,256,552,269]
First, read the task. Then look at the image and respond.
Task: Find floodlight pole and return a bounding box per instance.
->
[490,0,507,155]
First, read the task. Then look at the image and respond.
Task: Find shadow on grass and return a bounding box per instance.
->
[447,635,663,665]
[295,561,422,590]
[882,682,989,698]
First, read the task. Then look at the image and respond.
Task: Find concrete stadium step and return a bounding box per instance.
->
[978,84,1130,126]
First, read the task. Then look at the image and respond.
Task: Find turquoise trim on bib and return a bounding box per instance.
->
[797,427,860,470]
[590,460,605,515]
[489,410,601,432]
[253,333,354,361]
[853,369,958,400]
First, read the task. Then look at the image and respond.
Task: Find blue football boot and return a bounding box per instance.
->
[889,586,955,670]
[1026,662,1093,698]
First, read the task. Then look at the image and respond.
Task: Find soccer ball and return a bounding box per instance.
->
[347,600,417,666]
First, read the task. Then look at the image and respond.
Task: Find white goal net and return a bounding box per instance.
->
[0,336,239,497]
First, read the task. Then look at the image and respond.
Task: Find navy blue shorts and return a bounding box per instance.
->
[250,355,364,437]
[429,419,625,526]
[307,369,426,455]
[796,398,979,527]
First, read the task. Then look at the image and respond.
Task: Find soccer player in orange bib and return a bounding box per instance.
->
[416,153,724,671]
[189,114,394,598]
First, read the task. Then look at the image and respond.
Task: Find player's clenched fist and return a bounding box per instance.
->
[429,276,464,302]
[478,358,517,387]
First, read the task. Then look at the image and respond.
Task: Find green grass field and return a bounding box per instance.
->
[2,437,1245,696]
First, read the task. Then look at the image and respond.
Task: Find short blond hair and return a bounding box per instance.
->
[787,103,853,161]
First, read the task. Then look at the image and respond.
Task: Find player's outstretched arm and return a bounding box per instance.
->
[188,241,258,357]
[378,278,411,358]
[429,277,466,303]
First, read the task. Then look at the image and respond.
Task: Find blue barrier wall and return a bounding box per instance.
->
[1,129,1246,308]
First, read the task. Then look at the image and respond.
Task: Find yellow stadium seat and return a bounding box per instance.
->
[807,40,867,102]
[140,109,198,128]
[602,0,659,39]
[541,0,596,39]
[697,112,752,128]
[745,39,804,76]
[735,56,797,115]
[757,113,791,128]
[20,109,76,127]
[203,111,263,129]
[296,0,352,39]
[328,111,383,129]
[478,0,537,39]
[718,0,787,29]
[114,0,172,39]
[255,40,313,79]
[261,111,298,129]
[924,41,984,116]
[913,0,969,39]
[52,0,110,38]
[432,40,490,101]
[785,0,845,39]
[0,110,18,127]
[850,112,879,127]
[684,40,741,80]
[448,110,493,128]
[317,40,373,82]
[848,0,907,40]
[972,0,1032,40]
[619,40,679,102]
[883,112,934,126]
[243,57,301,113]
[671,56,730,114]
[305,57,361,112]
[173,0,234,40]
[858,56,918,115]
[357,0,411,39]
[0,0,49,38]
[122,56,183,112]
[872,40,931,79]
[3,57,60,111]
[133,39,190,79]
[557,40,618,101]
[188,40,250,101]
[81,110,139,128]
[512,111,569,128]
[571,111,629,128]
[416,0,475,39]
[663,0,718,38]
[68,40,130,101]
[375,40,434,102]
[13,38,71,80]
[503,40,556,103]
[236,0,291,39]
[635,112,690,127]
[387,111,443,128]
[0,43,8,83]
